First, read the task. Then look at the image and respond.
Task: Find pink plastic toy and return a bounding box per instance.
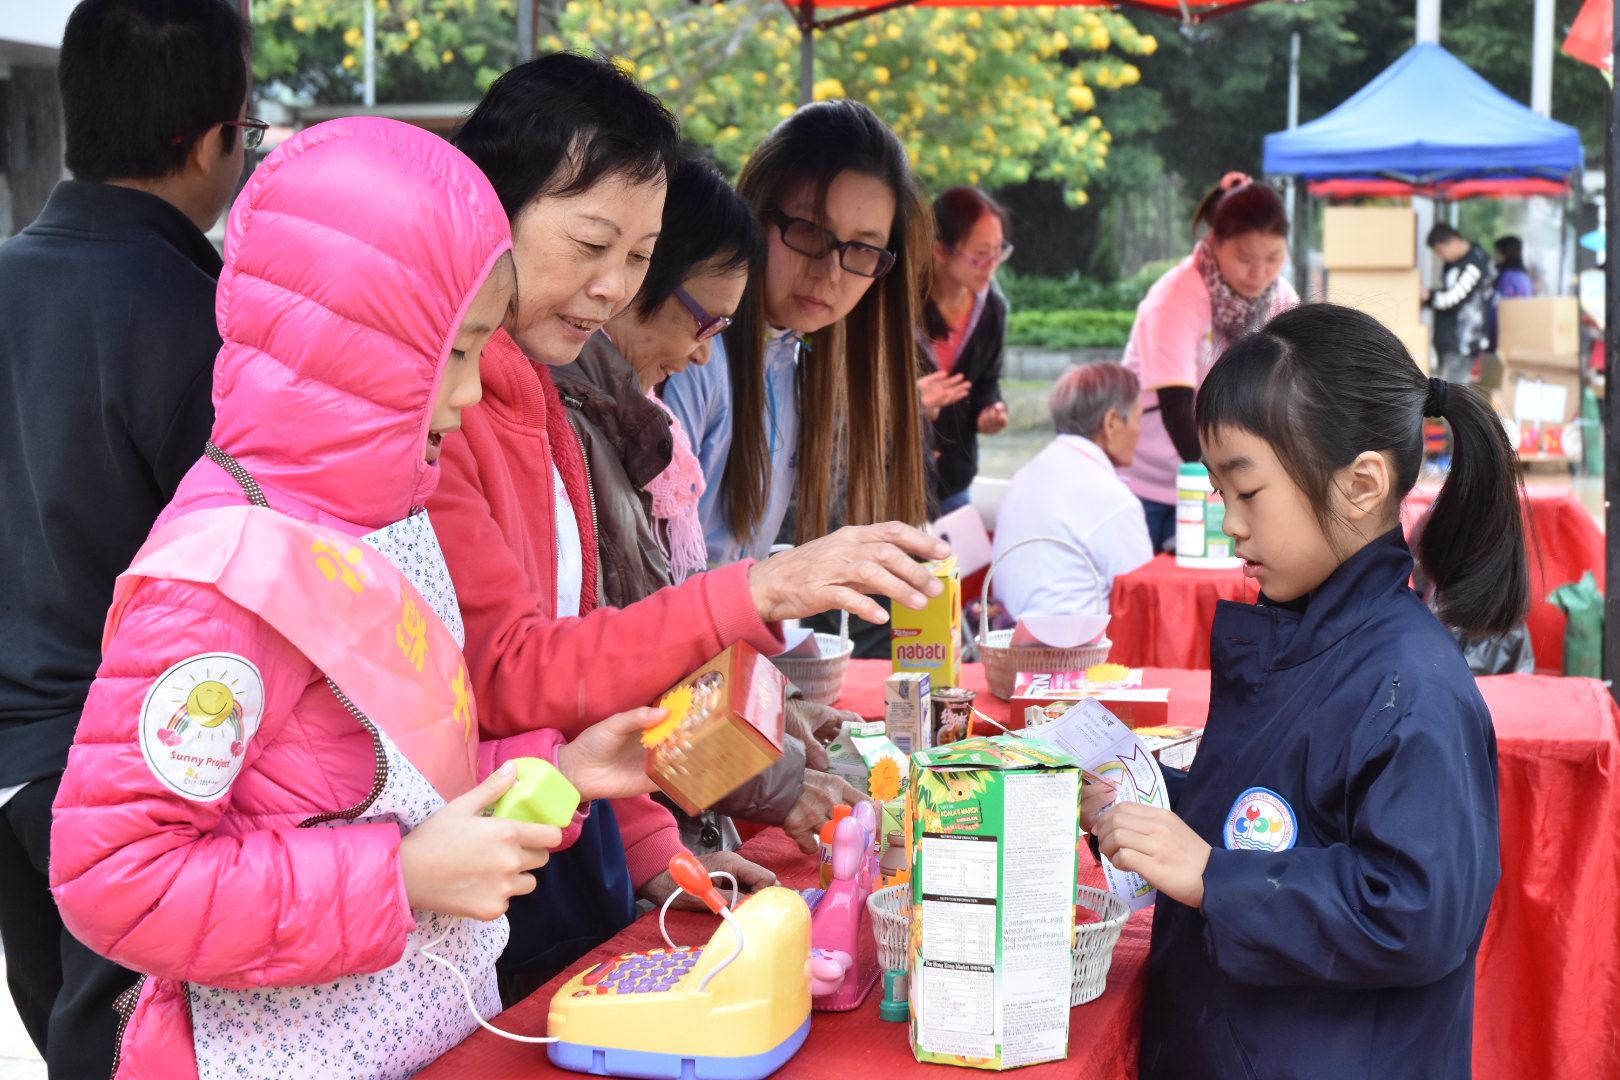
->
[809,815,880,1010]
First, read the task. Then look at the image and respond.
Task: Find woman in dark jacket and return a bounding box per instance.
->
[919,187,1012,515]
[554,157,864,857]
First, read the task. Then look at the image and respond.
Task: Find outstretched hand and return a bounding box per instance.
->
[555,707,665,802]
[748,522,950,624]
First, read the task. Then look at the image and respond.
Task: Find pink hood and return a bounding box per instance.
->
[208,117,511,532]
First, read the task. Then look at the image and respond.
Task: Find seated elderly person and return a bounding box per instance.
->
[991,363,1153,618]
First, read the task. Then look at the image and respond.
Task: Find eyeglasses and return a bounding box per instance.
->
[766,208,896,279]
[169,118,269,150]
[952,242,1014,270]
[674,286,732,342]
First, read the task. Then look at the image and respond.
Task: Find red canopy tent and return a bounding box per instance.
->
[770,0,1299,102]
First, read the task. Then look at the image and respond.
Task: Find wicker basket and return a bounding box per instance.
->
[770,611,853,706]
[866,884,911,973]
[977,536,1112,699]
[1070,885,1130,1006]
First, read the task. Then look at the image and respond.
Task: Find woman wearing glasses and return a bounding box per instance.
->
[920,187,1013,516]
[554,157,869,862]
[664,99,932,565]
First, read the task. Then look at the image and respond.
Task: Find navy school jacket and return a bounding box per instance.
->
[1141,529,1499,1080]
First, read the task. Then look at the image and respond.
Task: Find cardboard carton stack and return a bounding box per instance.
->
[1322,207,1431,374]
[1497,296,1581,460]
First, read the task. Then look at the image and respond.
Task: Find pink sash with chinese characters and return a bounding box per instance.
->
[106,505,479,799]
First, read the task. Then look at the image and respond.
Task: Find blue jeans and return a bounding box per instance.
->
[1140,497,1176,553]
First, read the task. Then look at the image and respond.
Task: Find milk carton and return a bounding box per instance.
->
[906,736,1080,1070]
[884,670,932,754]
[890,557,962,688]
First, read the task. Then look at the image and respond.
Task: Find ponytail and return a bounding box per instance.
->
[1197,304,1528,639]
[1416,378,1530,638]
[1193,171,1289,243]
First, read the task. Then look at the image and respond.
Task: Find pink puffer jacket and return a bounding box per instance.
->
[49,119,553,1079]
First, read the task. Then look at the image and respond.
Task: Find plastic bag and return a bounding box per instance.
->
[1549,571,1604,678]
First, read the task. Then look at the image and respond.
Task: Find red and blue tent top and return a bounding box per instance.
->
[781,0,1289,34]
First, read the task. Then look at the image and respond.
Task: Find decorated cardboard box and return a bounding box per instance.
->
[643,642,786,815]
[906,736,1079,1070]
[891,557,962,688]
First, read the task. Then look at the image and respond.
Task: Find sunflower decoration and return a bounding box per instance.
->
[1085,661,1132,685]
[642,685,693,748]
[867,755,903,802]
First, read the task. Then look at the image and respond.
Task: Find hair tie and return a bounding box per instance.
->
[1219,171,1252,193]
[1425,376,1450,418]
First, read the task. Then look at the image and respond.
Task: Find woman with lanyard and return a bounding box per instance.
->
[1117,173,1298,551]
[663,99,932,567]
[919,187,1012,517]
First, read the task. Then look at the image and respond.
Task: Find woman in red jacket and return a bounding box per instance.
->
[430,55,947,985]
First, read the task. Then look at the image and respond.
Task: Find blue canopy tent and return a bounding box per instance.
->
[1263,42,1584,183]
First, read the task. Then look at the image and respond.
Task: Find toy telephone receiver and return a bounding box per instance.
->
[547,852,813,1080]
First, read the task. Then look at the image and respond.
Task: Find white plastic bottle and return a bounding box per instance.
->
[1175,463,1210,564]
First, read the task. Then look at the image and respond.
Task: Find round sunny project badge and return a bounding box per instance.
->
[138,653,265,802]
[1223,787,1298,852]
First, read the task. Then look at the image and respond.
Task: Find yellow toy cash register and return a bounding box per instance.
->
[547,854,812,1079]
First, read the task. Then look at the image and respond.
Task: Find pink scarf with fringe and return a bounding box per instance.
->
[647,393,708,580]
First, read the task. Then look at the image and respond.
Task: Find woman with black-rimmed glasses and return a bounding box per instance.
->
[663,99,933,565]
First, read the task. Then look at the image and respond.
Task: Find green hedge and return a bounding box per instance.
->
[998,260,1176,315]
[1006,308,1136,349]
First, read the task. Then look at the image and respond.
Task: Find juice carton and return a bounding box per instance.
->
[643,642,786,815]
[906,735,1080,1070]
[824,720,881,789]
[891,557,962,688]
[884,671,932,754]
[851,726,908,803]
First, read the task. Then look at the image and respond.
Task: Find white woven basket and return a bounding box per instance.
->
[770,610,853,706]
[866,883,911,973]
[1070,885,1130,1006]
[977,536,1112,700]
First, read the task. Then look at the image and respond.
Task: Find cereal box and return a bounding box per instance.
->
[643,642,786,815]
[907,736,1080,1070]
[891,557,962,688]
[884,670,932,754]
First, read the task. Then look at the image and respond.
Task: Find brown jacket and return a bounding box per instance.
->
[553,334,677,610]
[554,334,808,851]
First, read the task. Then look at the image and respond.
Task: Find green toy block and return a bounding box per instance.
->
[489,757,580,827]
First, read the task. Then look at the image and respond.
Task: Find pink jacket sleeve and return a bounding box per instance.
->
[50,580,418,989]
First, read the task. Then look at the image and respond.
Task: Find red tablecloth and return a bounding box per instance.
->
[424,661,1620,1080]
[1106,484,1603,674]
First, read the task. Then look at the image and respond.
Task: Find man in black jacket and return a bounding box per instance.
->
[1424,223,1493,384]
[0,2,251,1074]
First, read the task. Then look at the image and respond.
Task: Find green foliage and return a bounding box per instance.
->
[999,261,1173,314]
[252,0,519,104]
[1006,309,1136,349]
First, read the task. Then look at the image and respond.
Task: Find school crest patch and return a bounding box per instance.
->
[138,653,265,802]
[1223,786,1297,852]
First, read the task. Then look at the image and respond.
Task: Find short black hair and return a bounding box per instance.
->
[1494,235,1524,263]
[1426,223,1463,247]
[59,0,251,183]
[633,157,762,319]
[453,52,679,220]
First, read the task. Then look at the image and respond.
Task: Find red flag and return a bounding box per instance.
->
[1563,0,1613,83]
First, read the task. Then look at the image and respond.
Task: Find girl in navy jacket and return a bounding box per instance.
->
[1087,303,1525,1079]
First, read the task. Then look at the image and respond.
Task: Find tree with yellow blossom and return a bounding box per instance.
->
[252,0,1153,206]
[541,0,1156,205]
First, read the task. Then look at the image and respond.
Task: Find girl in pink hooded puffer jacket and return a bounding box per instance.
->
[49,118,665,1080]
